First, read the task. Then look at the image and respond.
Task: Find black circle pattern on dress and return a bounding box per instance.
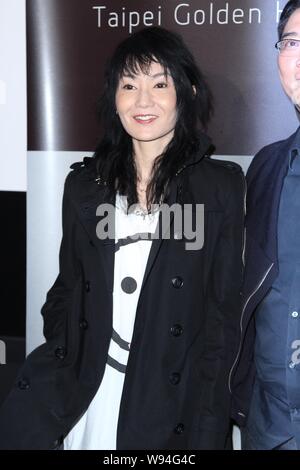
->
[121,276,137,294]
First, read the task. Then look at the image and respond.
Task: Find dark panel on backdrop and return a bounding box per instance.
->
[0,191,26,337]
[27,0,297,155]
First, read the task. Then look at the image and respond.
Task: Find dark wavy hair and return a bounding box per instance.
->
[94,27,213,209]
[278,0,300,39]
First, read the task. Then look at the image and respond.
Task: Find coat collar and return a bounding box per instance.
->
[69,133,212,294]
[70,167,183,295]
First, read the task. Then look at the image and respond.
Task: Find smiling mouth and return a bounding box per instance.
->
[133,115,158,124]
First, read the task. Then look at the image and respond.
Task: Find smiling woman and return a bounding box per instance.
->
[116,65,176,132]
[116,63,177,145]
[115,62,177,208]
[0,26,245,451]
[95,27,213,213]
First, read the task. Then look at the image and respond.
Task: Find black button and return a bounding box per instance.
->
[55,346,67,360]
[89,240,95,247]
[121,276,137,294]
[169,372,181,385]
[174,423,185,435]
[85,281,90,292]
[17,378,30,390]
[170,324,183,337]
[79,319,88,330]
[172,277,184,289]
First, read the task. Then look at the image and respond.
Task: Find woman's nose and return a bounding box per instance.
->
[135,88,153,107]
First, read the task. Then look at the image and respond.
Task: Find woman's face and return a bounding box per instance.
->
[115,62,177,149]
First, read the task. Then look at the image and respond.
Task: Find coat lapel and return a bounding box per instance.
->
[140,179,180,293]
[70,133,212,296]
[72,173,177,296]
[140,134,212,292]
[72,173,115,294]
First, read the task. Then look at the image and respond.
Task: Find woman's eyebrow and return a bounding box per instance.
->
[121,72,170,79]
[149,72,170,79]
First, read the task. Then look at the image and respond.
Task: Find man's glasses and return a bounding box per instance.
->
[275,38,300,57]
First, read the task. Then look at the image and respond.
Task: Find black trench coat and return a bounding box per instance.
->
[0,138,245,450]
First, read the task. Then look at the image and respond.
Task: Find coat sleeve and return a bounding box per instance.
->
[197,166,245,449]
[41,172,81,342]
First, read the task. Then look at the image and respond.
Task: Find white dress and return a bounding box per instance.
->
[64,193,159,450]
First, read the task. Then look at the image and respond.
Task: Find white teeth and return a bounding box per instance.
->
[135,115,156,120]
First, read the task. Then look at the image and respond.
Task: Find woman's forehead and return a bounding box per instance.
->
[120,59,169,78]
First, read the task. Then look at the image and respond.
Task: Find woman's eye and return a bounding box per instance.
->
[123,84,135,90]
[155,82,168,89]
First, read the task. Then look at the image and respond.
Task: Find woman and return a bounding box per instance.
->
[0,27,245,450]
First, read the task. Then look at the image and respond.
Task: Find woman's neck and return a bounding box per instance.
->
[132,137,172,209]
[133,138,167,182]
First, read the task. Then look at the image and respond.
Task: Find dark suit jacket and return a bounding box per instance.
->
[0,138,245,450]
[230,128,298,426]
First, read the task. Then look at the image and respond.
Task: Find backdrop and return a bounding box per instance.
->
[26,0,295,352]
[25,1,298,450]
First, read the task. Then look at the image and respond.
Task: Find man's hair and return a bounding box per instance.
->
[278,0,300,39]
[94,27,213,209]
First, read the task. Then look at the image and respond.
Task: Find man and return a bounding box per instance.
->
[231,0,300,450]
